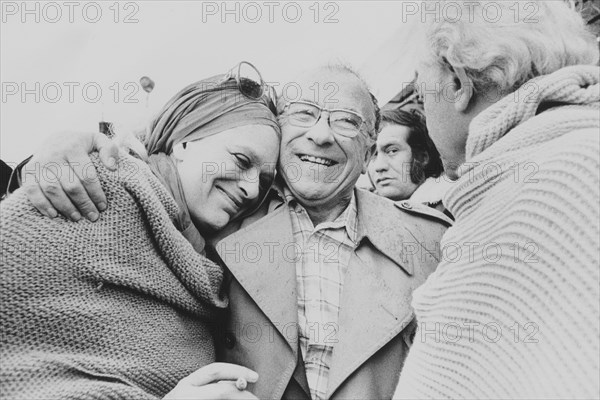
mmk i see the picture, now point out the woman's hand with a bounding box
[22,131,120,221]
[163,363,259,400]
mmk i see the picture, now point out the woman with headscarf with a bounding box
[0,63,280,399]
[392,1,599,399]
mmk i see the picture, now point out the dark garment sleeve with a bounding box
[2,155,32,200]
[1,160,14,200]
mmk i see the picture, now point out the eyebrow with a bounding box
[230,144,259,163]
[378,140,405,150]
[297,98,363,115]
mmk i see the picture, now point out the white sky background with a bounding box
[1,1,421,164]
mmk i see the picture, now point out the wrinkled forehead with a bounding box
[290,69,373,116]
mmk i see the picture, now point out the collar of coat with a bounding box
[261,179,434,275]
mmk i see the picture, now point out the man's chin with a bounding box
[442,161,462,181]
[288,183,333,204]
[381,192,411,202]
[194,212,230,237]
[296,190,331,202]
[445,168,461,181]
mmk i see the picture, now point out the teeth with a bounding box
[299,155,334,166]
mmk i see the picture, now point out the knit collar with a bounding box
[445,65,599,218]
[463,65,600,168]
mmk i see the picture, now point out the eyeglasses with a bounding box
[220,61,277,111]
[281,100,367,138]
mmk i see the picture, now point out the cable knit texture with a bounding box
[0,154,227,399]
[394,65,600,399]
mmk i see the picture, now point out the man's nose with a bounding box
[304,113,335,146]
[373,153,388,173]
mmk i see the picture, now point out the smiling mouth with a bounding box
[216,186,243,211]
[298,154,338,167]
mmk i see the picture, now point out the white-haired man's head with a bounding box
[276,65,381,220]
[415,0,598,178]
[422,0,598,94]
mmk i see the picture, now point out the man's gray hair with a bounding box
[321,63,381,142]
[422,0,599,94]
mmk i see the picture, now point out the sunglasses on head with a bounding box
[220,61,277,113]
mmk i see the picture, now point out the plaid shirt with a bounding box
[286,190,359,400]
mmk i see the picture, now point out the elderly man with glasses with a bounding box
[14,64,451,400]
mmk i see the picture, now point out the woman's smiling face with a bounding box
[173,124,280,235]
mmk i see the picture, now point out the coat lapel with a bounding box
[215,205,299,355]
[293,348,311,397]
[326,190,417,397]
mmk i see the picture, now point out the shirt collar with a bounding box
[283,184,359,244]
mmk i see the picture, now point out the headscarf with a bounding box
[143,72,280,248]
[145,74,280,155]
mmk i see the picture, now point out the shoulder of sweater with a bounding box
[95,152,154,185]
[530,124,599,174]
[91,152,180,219]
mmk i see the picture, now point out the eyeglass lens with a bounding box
[286,102,362,136]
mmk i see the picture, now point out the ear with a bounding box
[453,66,474,113]
[361,142,376,174]
[418,150,430,166]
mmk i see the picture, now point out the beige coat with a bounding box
[212,188,450,399]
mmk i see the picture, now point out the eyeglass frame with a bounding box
[219,61,277,110]
[280,100,370,139]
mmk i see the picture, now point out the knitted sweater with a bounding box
[0,154,227,399]
[394,65,600,399]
